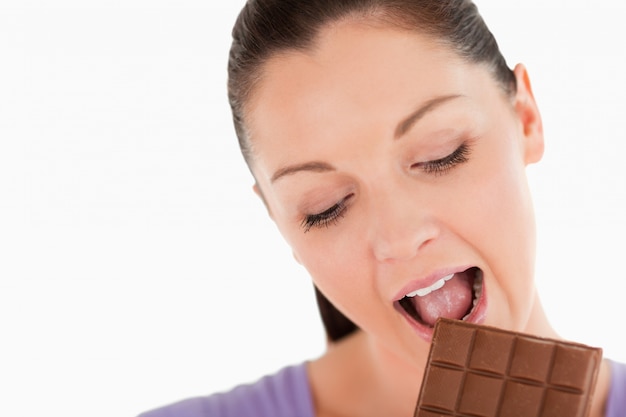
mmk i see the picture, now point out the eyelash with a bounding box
[301,142,471,232]
[301,195,352,233]
[413,142,471,175]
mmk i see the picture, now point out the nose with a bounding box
[368,188,439,263]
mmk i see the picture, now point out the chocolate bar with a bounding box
[414,318,602,417]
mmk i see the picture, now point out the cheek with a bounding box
[288,225,376,320]
[475,171,534,252]
[294,233,367,287]
[456,143,536,287]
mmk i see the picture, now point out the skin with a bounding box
[244,19,610,417]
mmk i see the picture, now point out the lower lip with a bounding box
[397,279,488,342]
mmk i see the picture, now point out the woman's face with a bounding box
[245,21,544,363]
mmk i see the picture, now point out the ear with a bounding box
[253,183,273,219]
[512,63,544,165]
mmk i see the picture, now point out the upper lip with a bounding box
[392,265,474,301]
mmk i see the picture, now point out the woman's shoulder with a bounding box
[606,359,626,417]
[137,363,314,417]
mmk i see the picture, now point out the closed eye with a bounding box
[412,142,471,175]
[301,194,354,232]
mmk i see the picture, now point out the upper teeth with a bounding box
[405,274,455,298]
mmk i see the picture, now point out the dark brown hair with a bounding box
[227,0,515,342]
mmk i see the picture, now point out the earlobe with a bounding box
[512,63,545,165]
[253,183,273,219]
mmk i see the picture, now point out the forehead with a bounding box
[249,21,460,107]
[245,21,493,175]
[250,20,458,93]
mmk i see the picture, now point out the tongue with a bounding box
[412,273,473,326]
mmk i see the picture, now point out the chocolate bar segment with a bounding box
[414,318,602,417]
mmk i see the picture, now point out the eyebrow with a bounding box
[394,94,463,139]
[271,161,335,183]
[270,94,463,183]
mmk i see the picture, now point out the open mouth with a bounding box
[397,267,483,328]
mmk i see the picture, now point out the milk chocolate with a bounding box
[414,318,602,417]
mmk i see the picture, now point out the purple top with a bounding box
[607,360,626,417]
[139,359,626,417]
[137,364,314,417]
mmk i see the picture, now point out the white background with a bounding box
[1,1,625,416]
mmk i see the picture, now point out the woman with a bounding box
[140,0,626,415]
